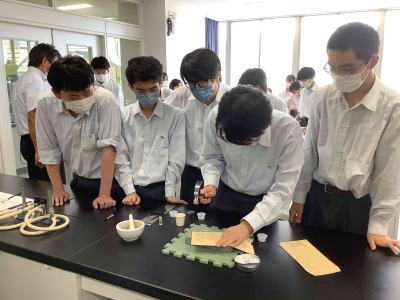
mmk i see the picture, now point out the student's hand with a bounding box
[289,203,304,224]
[93,195,116,209]
[199,185,217,204]
[367,233,400,255]
[166,196,187,204]
[122,192,141,206]
[216,221,253,248]
[35,152,45,169]
[295,113,300,120]
[52,189,69,206]
[302,127,307,135]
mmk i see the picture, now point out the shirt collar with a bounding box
[256,126,271,147]
[133,99,164,118]
[28,66,47,82]
[266,90,271,101]
[328,75,380,112]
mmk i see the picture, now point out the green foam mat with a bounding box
[162,223,245,268]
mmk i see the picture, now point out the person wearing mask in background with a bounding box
[165,48,231,204]
[91,56,125,108]
[199,86,303,247]
[169,79,182,90]
[36,55,137,209]
[279,74,296,101]
[121,56,186,205]
[296,67,319,127]
[238,68,288,114]
[289,22,400,254]
[160,72,172,101]
[13,43,61,181]
[286,81,302,118]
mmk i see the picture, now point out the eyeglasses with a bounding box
[185,79,214,89]
[323,62,365,78]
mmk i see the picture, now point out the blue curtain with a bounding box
[205,18,219,55]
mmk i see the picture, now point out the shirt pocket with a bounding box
[81,132,98,158]
[152,134,169,158]
[350,127,381,164]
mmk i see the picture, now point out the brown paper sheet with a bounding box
[279,240,341,276]
[191,231,255,254]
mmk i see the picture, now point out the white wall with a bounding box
[165,0,205,81]
[142,0,167,68]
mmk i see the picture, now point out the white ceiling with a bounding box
[173,0,400,21]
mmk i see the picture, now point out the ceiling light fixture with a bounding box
[58,4,93,10]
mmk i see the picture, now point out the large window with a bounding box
[57,0,139,25]
[230,21,261,87]
[260,18,295,95]
[381,10,400,93]
[300,12,379,87]
[67,45,92,63]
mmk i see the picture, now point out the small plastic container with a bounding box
[257,233,268,242]
[175,213,186,226]
[197,212,206,220]
[169,210,178,218]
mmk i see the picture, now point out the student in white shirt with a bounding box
[91,56,125,108]
[121,56,186,205]
[160,72,172,101]
[289,22,400,254]
[165,48,231,203]
[200,86,304,247]
[279,74,296,101]
[169,79,182,90]
[13,43,61,181]
[296,67,319,127]
[238,68,288,114]
[287,81,302,118]
[36,55,136,209]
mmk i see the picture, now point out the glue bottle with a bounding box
[159,216,163,225]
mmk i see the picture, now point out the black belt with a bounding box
[135,181,164,189]
[324,184,355,199]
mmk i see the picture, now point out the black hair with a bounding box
[297,67,315,81]
[286,74,296,82]
[91,56,110,70]
[327,22,380,64]
[267,88,272,93]
[28,43,61,67]
[289,81,302,93]
[125,56,163,86]
[238,68,268,92]
[169,79,182,90]
[216,85,273,146]
[162,72,168,81]
[180,48,221,84]
[48,55,94,92]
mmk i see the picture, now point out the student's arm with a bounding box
[164,87,182,107]
[217,126,304,248]
[165,110,187,204]
[289,91,321,223]
[367,106,400,254]
[199,109,226,203]
[26,80,45,167]
[35,98,69,206]
[116,84,125,108]
[93,101,122,209]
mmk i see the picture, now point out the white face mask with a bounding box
[162,81,168,88]
[63,94,96,115]
[332,63,372,93]
[300,80,311,89]
[286,82,291,88]
[95,73,108,83]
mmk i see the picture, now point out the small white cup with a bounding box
[169,210,178,218]
[257,233,268,242]
[197,212,206,220]
[175,213,185,226]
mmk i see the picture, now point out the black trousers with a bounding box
[180,164,204,204]
[20,134,50,182]
[298,117,309,127]
[135,181,166,201]
[70,174,126,201]
[290,109,298,118]
[302,180,372,235]
[211,180,265,215]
